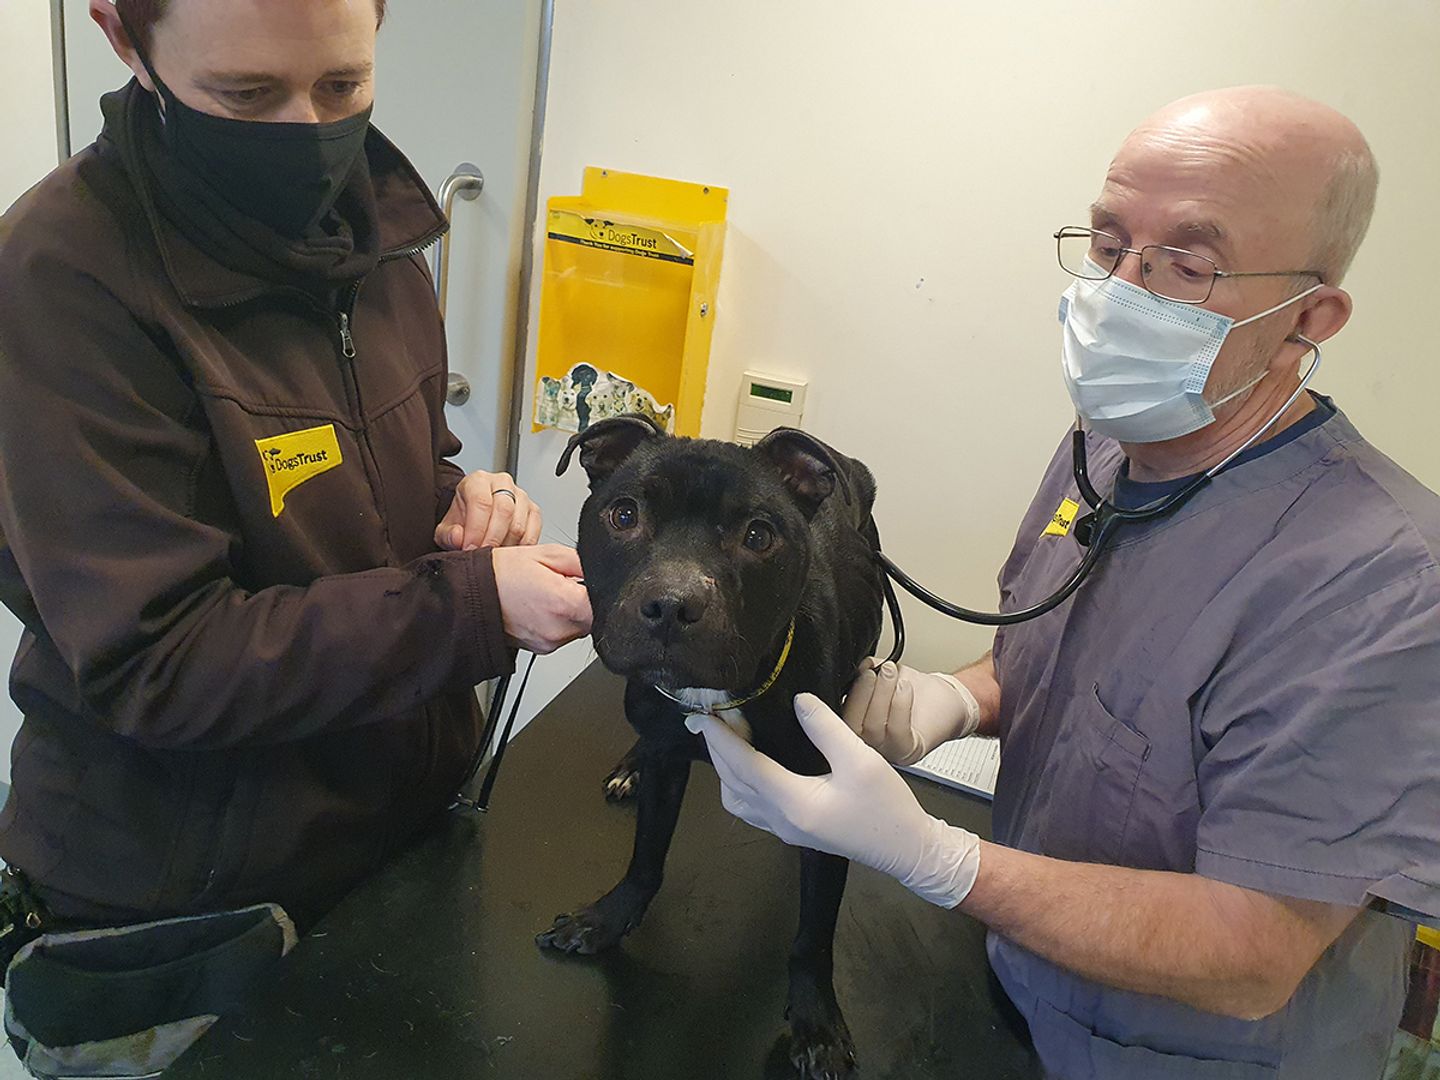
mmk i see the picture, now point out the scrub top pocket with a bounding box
[1039,684,1151,866]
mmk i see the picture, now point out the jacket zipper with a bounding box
[199,228,443,313]
[338,312,357,359]
[334,226,443,354]
[337,279,363,359]
[336,315,357,361]
[380,228,445,265]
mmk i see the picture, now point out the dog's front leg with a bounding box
[536,747,691,955]
[786,848,856,1079]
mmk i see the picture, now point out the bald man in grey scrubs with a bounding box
[688,86,1440,1079]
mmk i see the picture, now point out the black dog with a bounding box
[537,416,885,1079]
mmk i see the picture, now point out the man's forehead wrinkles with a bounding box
[1095,159,1252,237]
[1090,195,1226,229]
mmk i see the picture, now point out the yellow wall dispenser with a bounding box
[532,168,728,438]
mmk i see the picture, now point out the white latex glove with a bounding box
[842,658,980,766]
[687,694,981,909]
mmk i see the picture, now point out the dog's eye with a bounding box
[743,521,775,553]
[608,499,640,532]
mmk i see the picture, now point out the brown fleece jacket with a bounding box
[0,81,512,929]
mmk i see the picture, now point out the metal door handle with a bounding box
[446,372,472,406]
[434,163,485,407]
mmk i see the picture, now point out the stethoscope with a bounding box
[463,336,1321,795]
[873,334,1323,644]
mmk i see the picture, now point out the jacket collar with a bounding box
[100,80,447,309]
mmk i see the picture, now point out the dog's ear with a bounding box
[754,428,852,515]
[556,414,665,487]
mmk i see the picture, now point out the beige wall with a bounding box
[527,0,1440,670]
[0,4,57,209]
[0,2,58,782]
[3,3,1436,739]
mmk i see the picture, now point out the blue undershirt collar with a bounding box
[1112,392,1337,511]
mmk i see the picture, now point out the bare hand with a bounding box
[435,471,542,552]
[492,544,592,654]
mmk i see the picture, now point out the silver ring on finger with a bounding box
[493,489,517,501]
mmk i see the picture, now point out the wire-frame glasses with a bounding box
[1054,226,1324,304]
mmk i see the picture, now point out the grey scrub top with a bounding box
[989,399,1440,1080]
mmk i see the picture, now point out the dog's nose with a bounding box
[639,590,711,630]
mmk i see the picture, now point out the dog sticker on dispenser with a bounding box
[534,363,676,435]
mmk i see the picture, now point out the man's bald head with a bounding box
[1119,86,1378,285]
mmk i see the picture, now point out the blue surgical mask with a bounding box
[1059,267,1322,443]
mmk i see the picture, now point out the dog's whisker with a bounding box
[725,631,752,687]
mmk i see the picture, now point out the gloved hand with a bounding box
[687,695,981,909]
[842,659,980,766]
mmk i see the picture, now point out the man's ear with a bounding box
[1272,285,1352,373]
[90,0,154,92]
[754,428,852,516]
[1292,286,1352,347]
[556,415,665,488]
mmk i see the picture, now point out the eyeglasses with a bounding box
[1054,226,1325,305]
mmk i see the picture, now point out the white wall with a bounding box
[0,6,56,209]
[522,0,1440,672]
[0,3,60,783]
[60,0,119,149]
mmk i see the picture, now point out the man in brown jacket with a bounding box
[0,0,590,1070]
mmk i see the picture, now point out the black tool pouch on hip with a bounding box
[0,865,56,972]
[3,902,296,1080]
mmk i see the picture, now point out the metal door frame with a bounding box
[505,0,555,476]
[50,0,70,160]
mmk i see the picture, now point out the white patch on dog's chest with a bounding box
[673,688,753,744]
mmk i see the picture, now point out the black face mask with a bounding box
[121,17,372,239]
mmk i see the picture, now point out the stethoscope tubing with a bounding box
[874,336,1322,637]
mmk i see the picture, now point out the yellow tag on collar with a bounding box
[255,424,343,517]
[655,620,796,715]
[1043,497,1080,538]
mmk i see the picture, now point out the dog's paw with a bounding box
[787,1012,857,1080]
[603,759,640,802]
[535,905,633,955]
